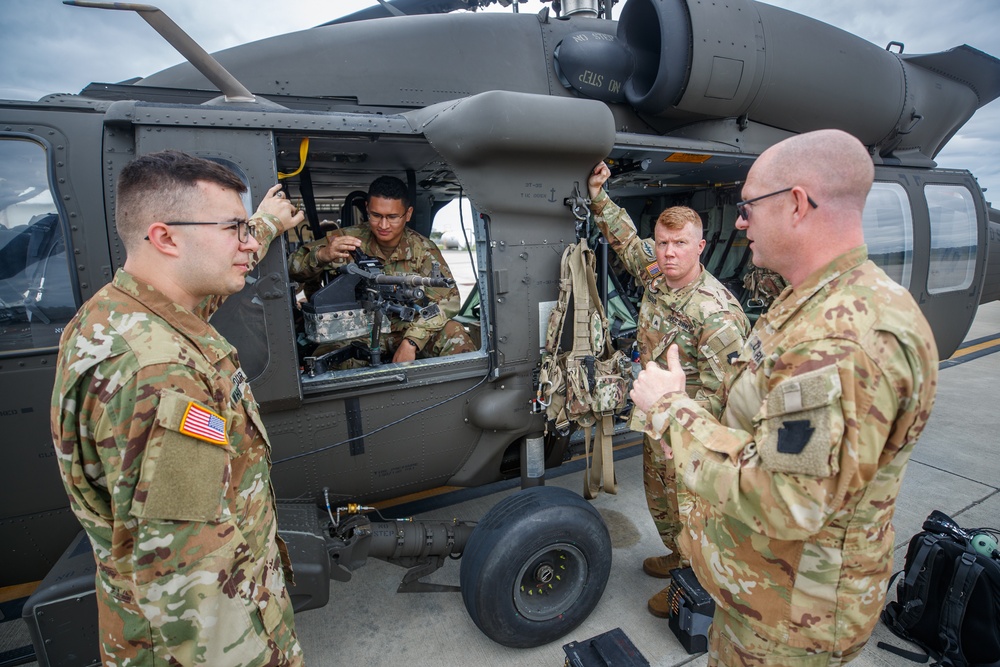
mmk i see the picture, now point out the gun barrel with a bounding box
[373,274,454,288]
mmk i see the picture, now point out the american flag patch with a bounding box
[179,402,228,446]
[646,261,661,277]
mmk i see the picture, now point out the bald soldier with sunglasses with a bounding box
[51,150,305,665]
[632,130,939,664]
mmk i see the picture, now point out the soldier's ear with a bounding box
[145,223,182,257]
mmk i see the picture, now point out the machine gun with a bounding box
[301,249,454,374]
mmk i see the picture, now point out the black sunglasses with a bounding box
[145,220,255,242]
[736,188,818,221]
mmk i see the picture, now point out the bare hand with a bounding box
[256,184,305,232]
[392,340,417,363]
[630,344,686,412]
[316,234,363,263]
[660,438,674,460]
[588,161,611,200]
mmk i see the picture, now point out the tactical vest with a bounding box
[537,239,632,498]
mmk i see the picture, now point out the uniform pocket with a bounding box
[758,365,844,477]
[131,389,231,522]
[591,351,631,414]
[701,321,744,381]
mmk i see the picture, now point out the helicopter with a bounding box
[1,0,999,663]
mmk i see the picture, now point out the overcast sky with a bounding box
[1,0,999,198]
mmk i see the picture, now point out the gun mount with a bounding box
[301,249,454,373]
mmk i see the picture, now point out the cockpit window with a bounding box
[0,138,77,352]
[862,182,913,288]
[925,184,978,294]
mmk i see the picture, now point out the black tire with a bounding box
[459,486,612,648]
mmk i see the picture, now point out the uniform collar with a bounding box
[360,226,415,262]
[762,245,869,331]
[650,264,705,296]
[112,269,232,364]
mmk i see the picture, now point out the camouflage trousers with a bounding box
[708,606,866,667]
[643,434,689,561]
[386,319,476,358]
[316,319,475,364]
[94,572,305,666]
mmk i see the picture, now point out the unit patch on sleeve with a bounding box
[777,419,815,454]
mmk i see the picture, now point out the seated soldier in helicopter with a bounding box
[289,175,474,364]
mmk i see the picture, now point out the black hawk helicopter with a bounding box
[1,0,998,662]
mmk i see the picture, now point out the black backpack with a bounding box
[880,511,1000,666]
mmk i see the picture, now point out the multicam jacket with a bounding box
[51,214,303,666]
[643,246,939,652]
[590,189,749,417]
[288,225,461,352]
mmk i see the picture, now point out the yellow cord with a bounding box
[278,137,310,179]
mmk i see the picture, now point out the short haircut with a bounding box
[116,150,246,250]
[367,175,410,209]
[655,206,704,240]
[764,129,874,214]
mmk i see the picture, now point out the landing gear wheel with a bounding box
[460,486,612,648]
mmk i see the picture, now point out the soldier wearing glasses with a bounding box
[51,150,305,665]
[631,129,939,664]
[289,175,474,363]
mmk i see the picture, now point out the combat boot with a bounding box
[647,585,673,618]
[642,552,682,579]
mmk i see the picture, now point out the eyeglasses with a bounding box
[736,188,818,221]
[145,220,255,242]
[368,212,406,224]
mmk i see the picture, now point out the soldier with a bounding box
[51,151,305,665]
[289,175,474,363]
[587,163,749,618]
[631,129,939,664]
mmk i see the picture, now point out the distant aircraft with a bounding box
[2,0,998,662]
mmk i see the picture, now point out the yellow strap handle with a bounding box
[278,137,309,179]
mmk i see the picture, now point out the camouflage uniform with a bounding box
[51,214,304,666]
[590,190,749,557]
[642,246,939,660]
[289,225,474,357]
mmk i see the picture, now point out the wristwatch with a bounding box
[404,338,418,350]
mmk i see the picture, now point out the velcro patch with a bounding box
[179,402,228,446]
[645,261,661,278]
[702,322,744,381]
[759,365,843,477]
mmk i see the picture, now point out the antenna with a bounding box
[63,1,257,104]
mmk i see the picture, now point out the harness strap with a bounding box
[582,416,618,499]
[938,551,982,665]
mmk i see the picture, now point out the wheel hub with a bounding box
[513,543,588,621]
